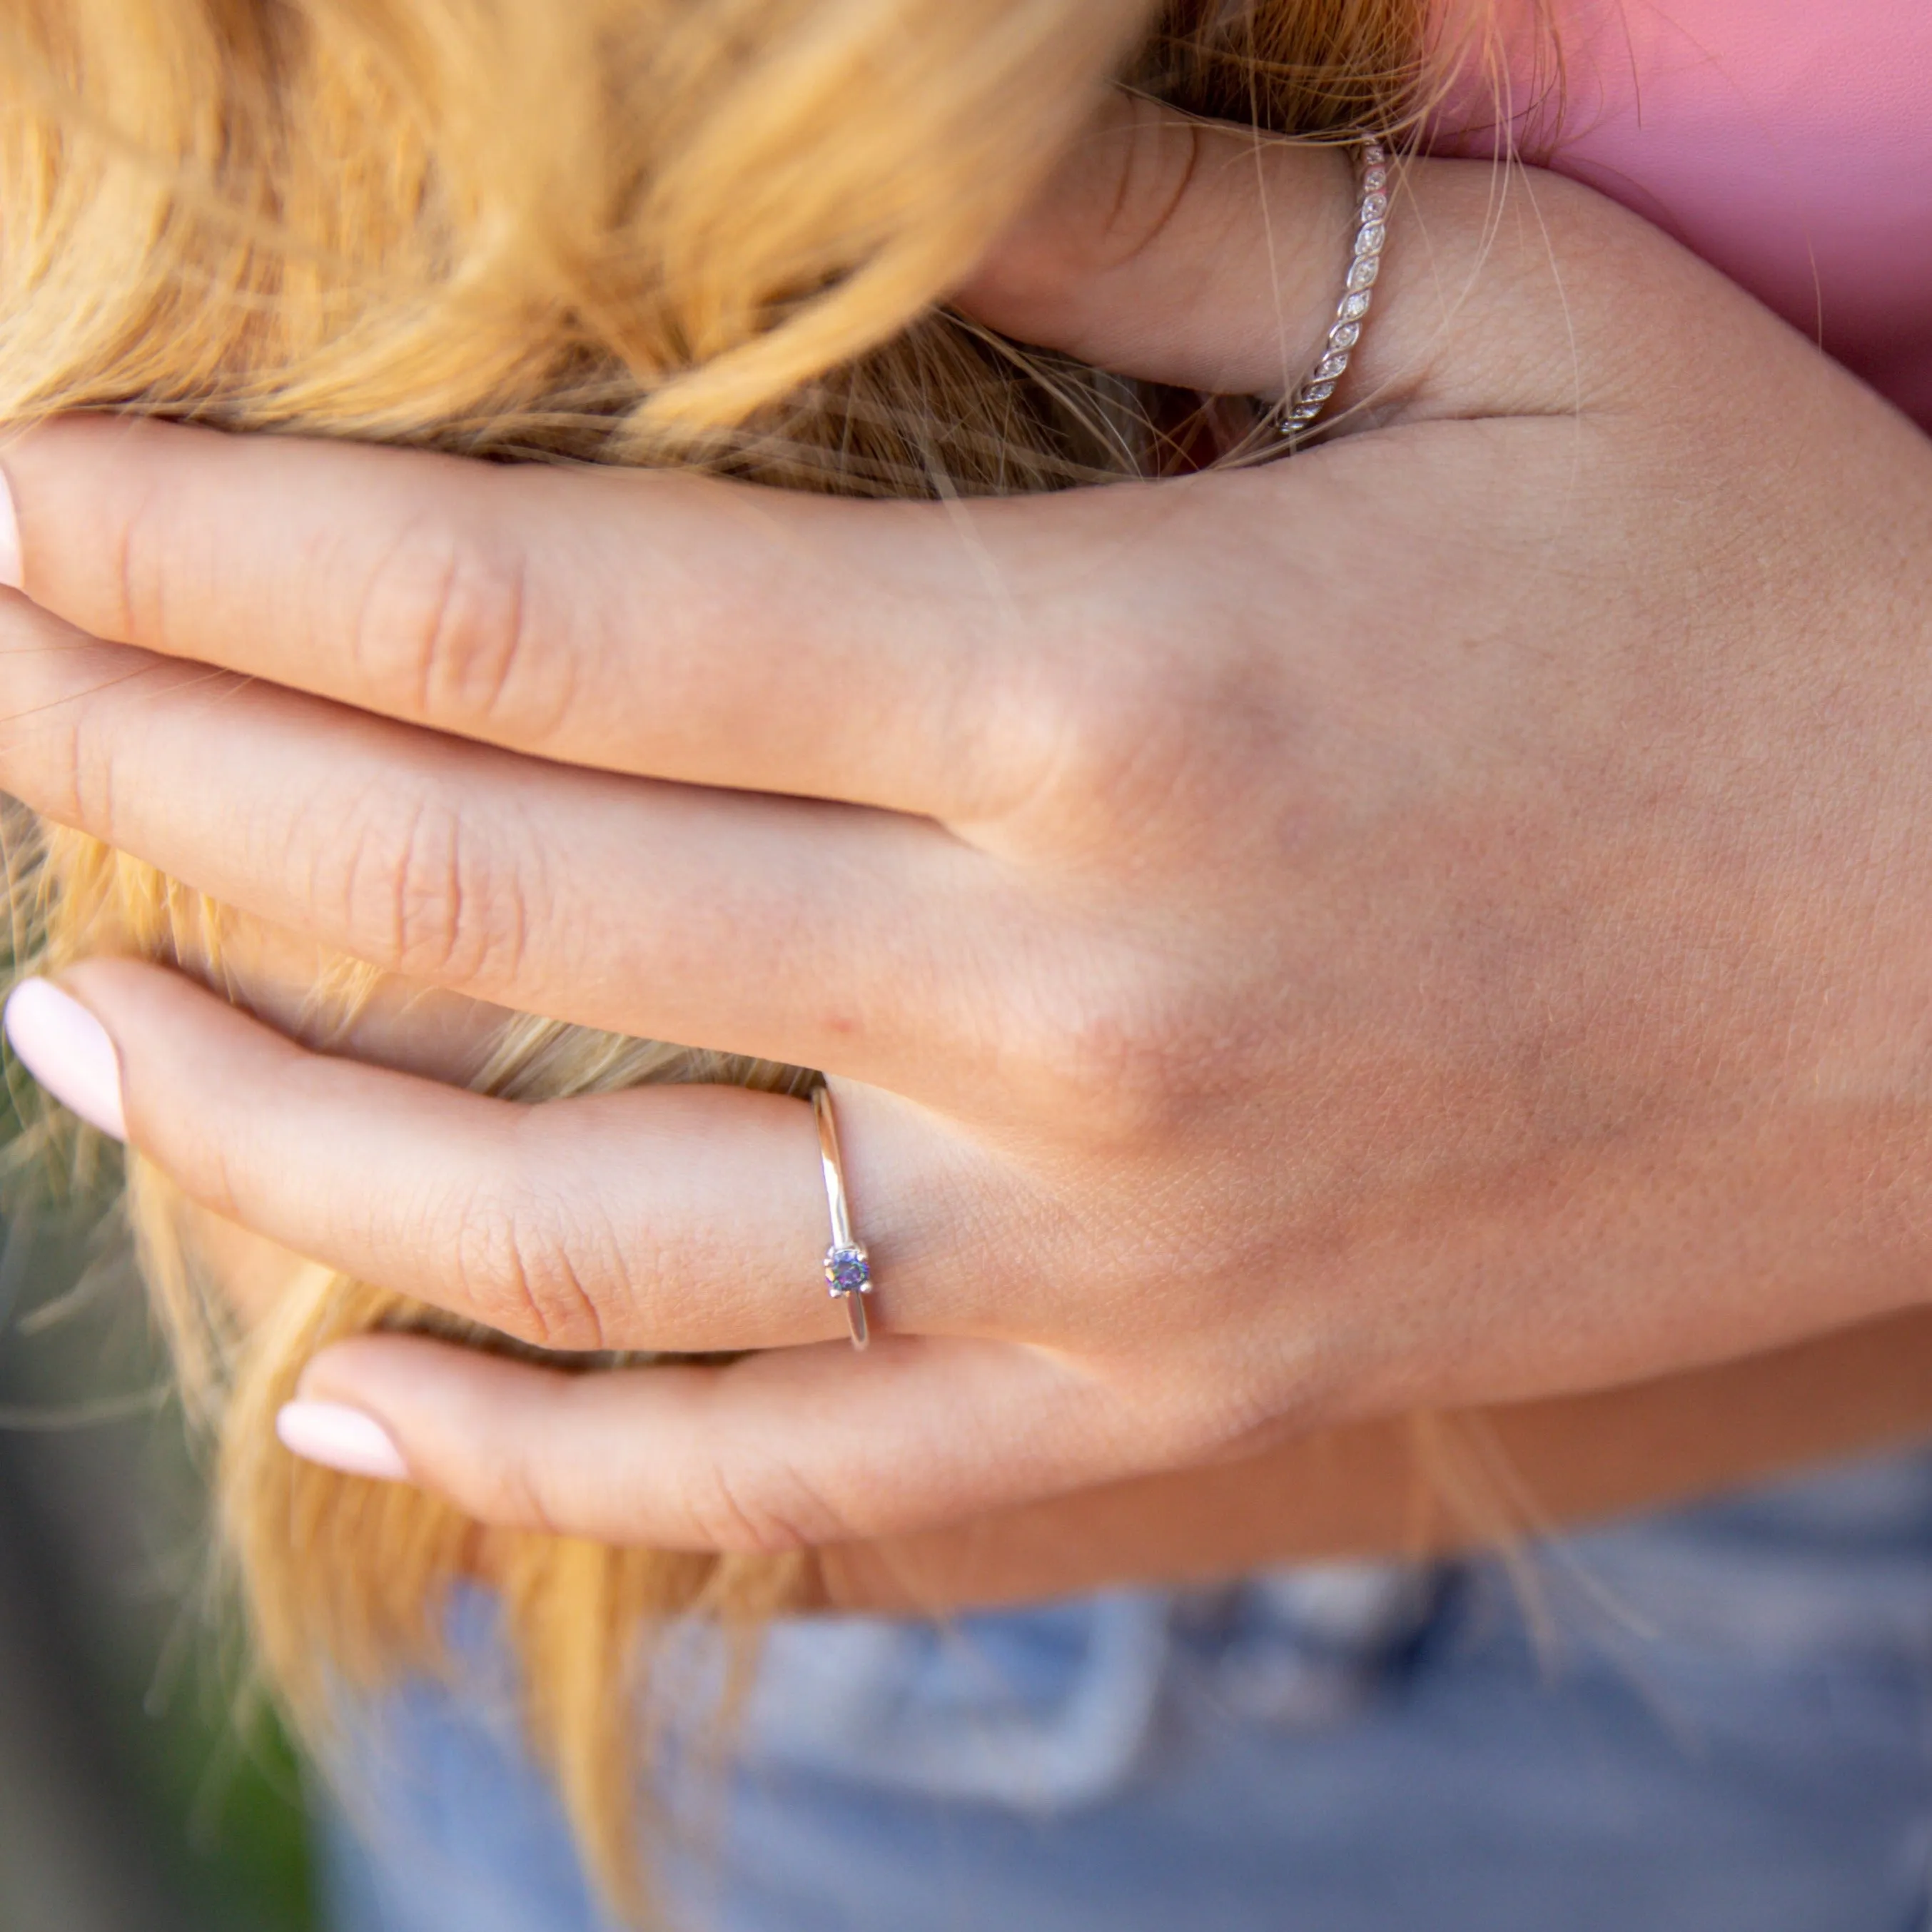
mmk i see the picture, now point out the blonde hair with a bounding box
[2,0,1445,1913]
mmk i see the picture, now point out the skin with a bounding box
[148,929,1932,1609]
[151,934,1932,1608]
[814,1308,1932,1612]
[4,98,1932,1562]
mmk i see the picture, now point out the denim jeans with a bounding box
[325,1447,1932,1932]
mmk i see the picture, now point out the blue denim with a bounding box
[325,1447,1932,1932]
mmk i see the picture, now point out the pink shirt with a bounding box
[1434,0,1932,430]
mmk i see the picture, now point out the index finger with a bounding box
[0,415,1061,822]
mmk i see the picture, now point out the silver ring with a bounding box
[814,1085,873,1351]
[1269,138,1391,450]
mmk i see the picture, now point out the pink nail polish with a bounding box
[4,978,126,1140]
[0,464,21,592]
[276,1401,410,1482]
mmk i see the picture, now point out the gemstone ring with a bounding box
[814,1084,874,1350]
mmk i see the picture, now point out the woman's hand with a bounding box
[4,98,1932,1553]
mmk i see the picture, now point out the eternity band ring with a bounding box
[814,1084,874,1351]
[1269,136,1392,449]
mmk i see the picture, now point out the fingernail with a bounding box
[276,1402,410,1482]
[0,464,21,591]
[4,977,126,1140]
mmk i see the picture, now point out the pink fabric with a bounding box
[1432,0,1932,429]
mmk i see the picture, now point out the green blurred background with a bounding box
[0,1181,317,1932]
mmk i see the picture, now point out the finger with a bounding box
[24,959,976,1352]
[958,91,1696,420]
[0,607,998,1084]
[0,126,1678,827]
[0,411,1074,824]
[281,1330,1154,1550]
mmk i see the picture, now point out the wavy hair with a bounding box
[0,0,1468,1911]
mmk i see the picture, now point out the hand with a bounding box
[4,98,1931,1553]
[814,1309,1932,1610]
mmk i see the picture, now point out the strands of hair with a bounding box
[0,0,1472,1914]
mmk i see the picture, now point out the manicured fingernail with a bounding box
[4,977,126,1140]
[276,1402,410,1482]
[0,464,21,591]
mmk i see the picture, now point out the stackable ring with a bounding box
[1268,138,1392,450]
[814,1085,874,1351]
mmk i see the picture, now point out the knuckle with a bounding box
[355,516,563,737]
[106,472,183,645]
[48,667,171,845]
[480,1453,570,1539]
[983,99,1203,316]
[172,1125,252,1230]
[999,629,1283,845]
[341,786,536,986]
[1011,968,1217,1147]
[447,1179,614,1353]
[1086,101,1207,275]
[997,652,1186,834]
[8,620,155,837]
[45,700,101,832]
[679,1452,854,1555]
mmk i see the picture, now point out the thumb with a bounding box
[954,91,1658,425]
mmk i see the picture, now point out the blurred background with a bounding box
[0,1180,315,1932]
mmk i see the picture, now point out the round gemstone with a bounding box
[824,1243,871,1295]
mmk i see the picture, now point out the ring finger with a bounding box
[3,959,993,1352]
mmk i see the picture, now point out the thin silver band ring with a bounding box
[1269,137,1392,449]
[814,1085,873,1351]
